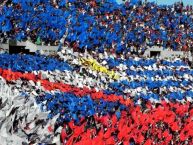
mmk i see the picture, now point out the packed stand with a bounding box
[0,44,192,144]
[0,0,193,144]
[0,0,193,53]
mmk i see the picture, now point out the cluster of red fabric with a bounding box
[0,68,38,81]
[0,68,128,105]
[1,68,192,144]
[40,80,127,105]
[61,102,193,145]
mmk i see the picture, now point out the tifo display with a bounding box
[0,0,192,145]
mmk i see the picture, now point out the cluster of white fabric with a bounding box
[0,77,62,144]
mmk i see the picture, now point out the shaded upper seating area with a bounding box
[0,0,193,54]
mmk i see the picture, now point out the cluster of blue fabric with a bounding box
[1,0,192,51]
[106,58,188,68]
[0,54,72,72]
[106,58,193,76]
[126,69,193,77]
[109,79,192,90]
[36,93,127,123]
[103,57,193,101]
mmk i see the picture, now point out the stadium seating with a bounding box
[0,46,192,144]
[0,0,193,144]
[0,0,193,53]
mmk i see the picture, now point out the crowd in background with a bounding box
[0,0,193,54]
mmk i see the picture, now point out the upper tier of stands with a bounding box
[0,0,193,54]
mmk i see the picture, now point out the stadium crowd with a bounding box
[0,46,192,144]
[0,0,193,144]
[0,0,193,53]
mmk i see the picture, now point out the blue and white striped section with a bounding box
[1,51,193,103]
